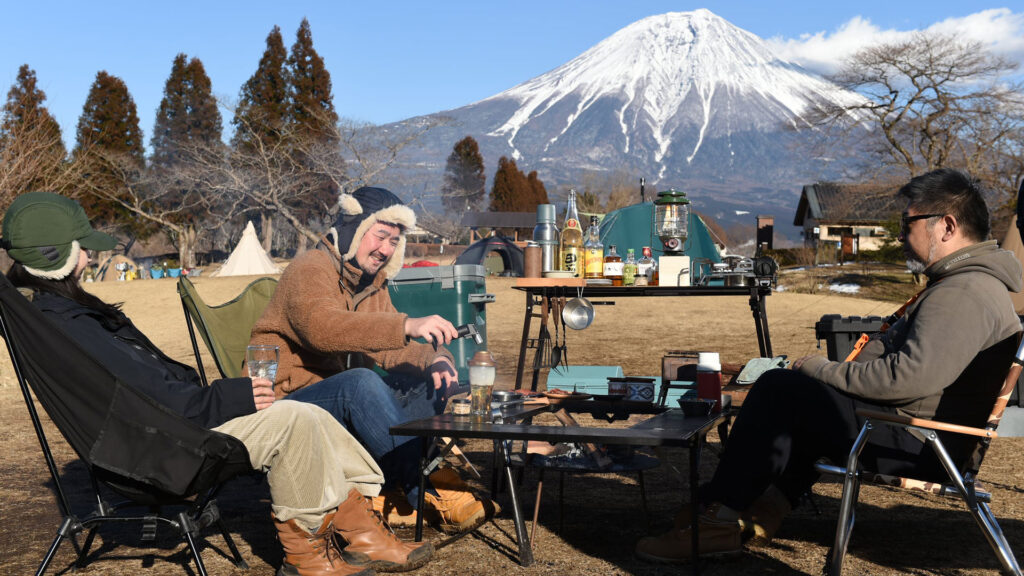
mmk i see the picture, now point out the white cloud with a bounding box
[767,8,1024,76]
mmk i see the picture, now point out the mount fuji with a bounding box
[386,9,863,241]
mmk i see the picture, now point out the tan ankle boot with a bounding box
[274,515,374,576]
[371,489,418,528]
[333,489,433,573]
[738,484,792,542]
[424,467,501,534]
[636,503,742,563]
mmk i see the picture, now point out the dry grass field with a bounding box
[1,271,1021,575]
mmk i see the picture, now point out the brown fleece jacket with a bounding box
[250,247,453,397]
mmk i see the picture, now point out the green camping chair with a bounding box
[177,275,278,386]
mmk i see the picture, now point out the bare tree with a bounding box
[0,117,84,212]
[809,32,1024,204]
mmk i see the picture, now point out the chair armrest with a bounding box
[855,409,996,439]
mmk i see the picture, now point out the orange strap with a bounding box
[844,289,926,362]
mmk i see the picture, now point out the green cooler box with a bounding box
[388,264,494,383]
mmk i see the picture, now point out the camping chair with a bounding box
[0,272,252,575]
[814,332,1024,576]
[177,275,278,385]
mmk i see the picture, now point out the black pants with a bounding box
[703,369,949,511]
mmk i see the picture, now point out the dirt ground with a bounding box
[1,274,1022,575]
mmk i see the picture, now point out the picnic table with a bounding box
[391,397,726,575]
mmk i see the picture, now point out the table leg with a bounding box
[690,432,704,576]
[748,288,773,357]
[515,290,534,390]
[415,437,428,542]
[501,439,534,566]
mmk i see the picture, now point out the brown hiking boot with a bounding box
[738,485,791,543]
[635,503,742,563]
[333,489,433,573]
[274,515,374,576]
[370,489,418,528]
[424,467,501,534]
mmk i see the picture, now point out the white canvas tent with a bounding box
[212,221,281,277]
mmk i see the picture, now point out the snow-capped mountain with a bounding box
[386,9,863,239]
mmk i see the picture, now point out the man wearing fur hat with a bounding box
[251,186,498,534]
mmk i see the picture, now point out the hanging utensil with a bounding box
[550,296,563,373]
[559,294,570,370]
[532,294,552,371]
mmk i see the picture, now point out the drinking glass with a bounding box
[246,345,279,389]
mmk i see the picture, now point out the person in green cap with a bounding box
[2,191,434,575]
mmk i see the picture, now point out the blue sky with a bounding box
[2,1,1023,148]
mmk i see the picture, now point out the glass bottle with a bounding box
[638,246,657,285]
[622,248,638,286]
[603,245,623,286]
[560,190,583,276]
[583,215,604,279]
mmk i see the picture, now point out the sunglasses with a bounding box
[900,213,944,237]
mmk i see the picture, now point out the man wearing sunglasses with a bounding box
[637,168,1023,562]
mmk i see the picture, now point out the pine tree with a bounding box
[151,54,222,167]
[150,54,224,267]
[526,170,548,208]
[286,18,341,222]
[441,136,486,214]
[488,156,519,212]
[288,18,338,140]
[232,26,289,151]
[73,71,146,234]
[0,64,66,198]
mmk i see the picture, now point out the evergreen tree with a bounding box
[526,170,548,208]
[286,18,341,222]
[150,54,224,267]
[488,156,520,212]
[73,71,148,235]
[151,54,222,167]
[441,135,486,214]
[288,18,338,140]
[232,26,289,151]
[0,64,66,198]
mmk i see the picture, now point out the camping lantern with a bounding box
[654,189,690,254]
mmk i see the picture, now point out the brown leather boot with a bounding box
[371,489,418,528]
[333,489,433,573]
[273,515,374,576]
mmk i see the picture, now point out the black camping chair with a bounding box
[0,272,253,575]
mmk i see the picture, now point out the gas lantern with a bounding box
[654,189,690,254]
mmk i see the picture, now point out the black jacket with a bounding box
[33,291,256,429]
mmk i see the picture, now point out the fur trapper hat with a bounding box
[325,186,415,279]
[2,192,118,280]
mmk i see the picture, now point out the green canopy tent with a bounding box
[599,202,722,281]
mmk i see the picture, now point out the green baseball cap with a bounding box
[2,192,118,277]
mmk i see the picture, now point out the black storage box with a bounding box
[814,315,885,361]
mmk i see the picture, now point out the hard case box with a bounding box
[814,314,885,361]
[388,264,495,383]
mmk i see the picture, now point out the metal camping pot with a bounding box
[562,297,595,330]
[723,273,755,287]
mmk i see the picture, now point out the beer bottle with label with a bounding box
[603,245,623,286]
[583,215,604,279]
[560,190,583,276]
[622,248,638,286]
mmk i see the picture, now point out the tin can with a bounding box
[452,398,471,416]
[525,242,542,278]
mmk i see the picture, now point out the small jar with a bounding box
[452,398,471,416]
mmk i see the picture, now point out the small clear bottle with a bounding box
[603,245,623,286]
[583,215,604,279]
[638,246,657,284]
[622,248,638,286]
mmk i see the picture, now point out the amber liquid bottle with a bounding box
[560,190,583,277]
[603,245,623,286]
[583,215,604,279]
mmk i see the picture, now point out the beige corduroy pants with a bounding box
[214,399,384,532]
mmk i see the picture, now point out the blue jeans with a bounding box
[286,368,444,500]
